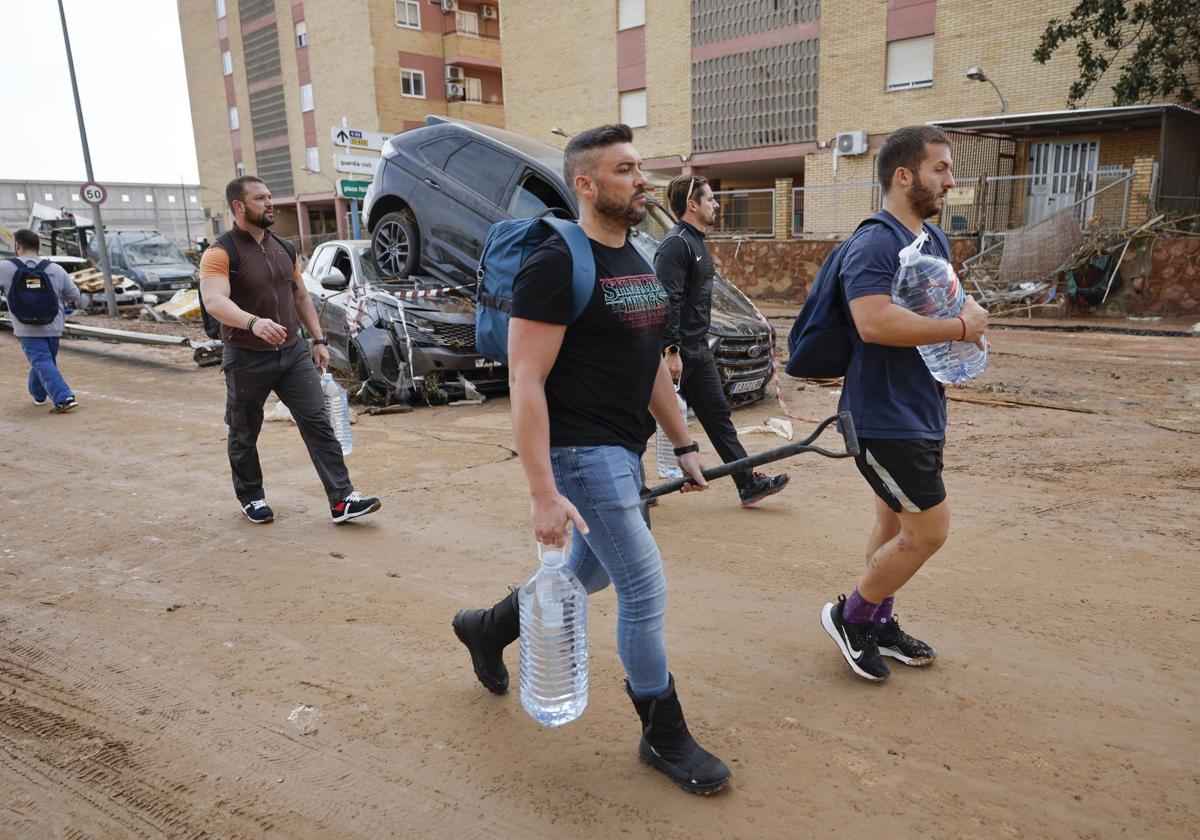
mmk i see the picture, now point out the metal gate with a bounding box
[1027,141,1098,226]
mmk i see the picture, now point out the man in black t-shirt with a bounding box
[452,124,732,795]
[656,173,789,507]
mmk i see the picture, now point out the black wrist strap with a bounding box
[311,338,328,346]
[673,442,699,456]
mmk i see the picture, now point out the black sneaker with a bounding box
[739,472,789,507]
[241,499,275,524]
[820,595,890,681]
[876,615,936,666]
[331,491,381,524]
[49,397,78,414]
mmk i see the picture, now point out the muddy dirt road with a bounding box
[0,323,1196,839]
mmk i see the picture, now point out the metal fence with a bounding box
[711,188,775,237]
[791,182,880,236]
[974,169,1132,236]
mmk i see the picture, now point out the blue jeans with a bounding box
[18,337,73,406]
[550,445,669,698]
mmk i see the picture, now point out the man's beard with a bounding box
[908,180,943,219]
[595,186,648,226]
[245,206,275,229]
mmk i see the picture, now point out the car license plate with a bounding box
[730,378,765,394]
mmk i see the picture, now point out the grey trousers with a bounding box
[222,340,353,506]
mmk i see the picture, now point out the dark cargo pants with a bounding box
[678,345,751,491]
[222,340,353,506]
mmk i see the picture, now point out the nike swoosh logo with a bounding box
[695,256,703,262]
[839,625,863,660]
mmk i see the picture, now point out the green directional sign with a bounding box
[337,179,370,201]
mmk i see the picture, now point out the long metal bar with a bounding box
[641,412,859,500]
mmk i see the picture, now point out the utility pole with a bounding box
[180,176,193,246]
[57,0,117,315]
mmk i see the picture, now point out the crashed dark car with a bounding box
[302,239,505,404]
[363,117,774,406]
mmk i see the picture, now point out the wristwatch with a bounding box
[311,338,329,346]
[662,344,680,356]
[673,441,700,456]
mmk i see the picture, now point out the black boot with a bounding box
[452,588,519,694]
[626,674,731,795]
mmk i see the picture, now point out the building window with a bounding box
[236,162,247,177]
[395,0,420,29]
[15,191,24,201]
[44,192,54,201]
[456,10,479,36]
[400,68,425,98]
[885,35,934,91]
[229,106,239,130]
[307,147,320,172]
[222,50,232,76]
[620,89,647,128]
[168,194,177,203]
[464,77,483,103]
[296,21,308,47]
[190,195,198,203]
[145,195,154,203]
[215,0,225,18]
[618,0,645,30]
[71,193,80,201]
[121,194,130,202]
[300,83,314,112]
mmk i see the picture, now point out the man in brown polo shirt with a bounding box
[199,175,380,525]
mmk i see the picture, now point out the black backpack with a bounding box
[198,231,298,340]
[5,258,61,326]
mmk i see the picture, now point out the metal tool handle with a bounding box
[642,411,859,501]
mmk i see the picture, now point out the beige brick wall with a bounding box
[819,0,1102,141]
[502,1,691,161]
[370,1,446,133]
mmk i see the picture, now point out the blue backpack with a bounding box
[784,212,949,379]
[5,258,61,326]
[475,216,596,365]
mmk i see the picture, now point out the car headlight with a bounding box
[707,334,720,350]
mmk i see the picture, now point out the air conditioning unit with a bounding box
[446,82,465,99]
[835,130,869,156]
[480,4,497,19]
[445,65,464,81]
[440,0,458,12]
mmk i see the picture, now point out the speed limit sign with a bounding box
[80,181,107,206]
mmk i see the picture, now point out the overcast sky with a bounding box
[1,0,199,185]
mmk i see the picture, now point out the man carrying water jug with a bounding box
[198,175,380,525]
[819,126,988,682]
[452,124,732,795]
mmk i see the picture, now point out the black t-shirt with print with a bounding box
[511,233,667,453]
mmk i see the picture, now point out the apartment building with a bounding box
[178,0,506,250]
[501,0,1196,243]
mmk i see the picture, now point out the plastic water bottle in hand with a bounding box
[519,541,589,728]
[321,371,353,455]
[655,387,688,478]
[892,231,989,384]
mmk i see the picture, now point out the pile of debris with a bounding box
[964,212,1200,318]
[141,288,202,324]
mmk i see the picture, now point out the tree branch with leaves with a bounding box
[1034,0,1199,107]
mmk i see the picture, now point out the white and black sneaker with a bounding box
[241,499,275,524]
[876,615,936,666]
[821,595,890,681]
[330,491,381,524]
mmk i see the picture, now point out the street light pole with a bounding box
[57,0,118,316]
[180,175,193,246]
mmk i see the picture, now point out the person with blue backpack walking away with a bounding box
[0,229,81,414]
[457,124,733,795]
[795,127,988,682]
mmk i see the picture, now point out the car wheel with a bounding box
[371,211,420,278]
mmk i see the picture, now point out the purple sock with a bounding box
[873,596,895,629]
[843,589,879,624]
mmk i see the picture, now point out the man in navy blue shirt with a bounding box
[820,126,988,681]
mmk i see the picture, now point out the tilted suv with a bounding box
[363,117,773,406]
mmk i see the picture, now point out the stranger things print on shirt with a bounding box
[600,271,668,337]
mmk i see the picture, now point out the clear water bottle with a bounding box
[321,371,353,455]
[892,232,989,384]
[655,387,688,478]
[518,542,589,728]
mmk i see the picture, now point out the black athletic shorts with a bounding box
[853,437,946,513]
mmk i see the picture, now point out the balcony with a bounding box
[445,100,505,128]
[442,30,501,69]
